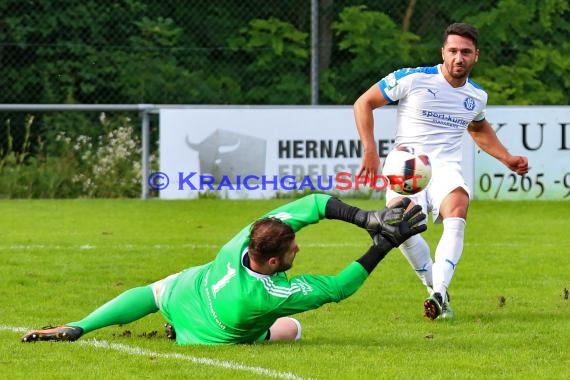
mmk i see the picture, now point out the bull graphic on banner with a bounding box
[186,129,267,181]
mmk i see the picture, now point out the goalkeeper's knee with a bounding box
[268,317,302,341]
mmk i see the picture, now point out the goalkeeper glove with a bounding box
[376,200,427,247]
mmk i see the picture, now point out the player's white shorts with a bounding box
[151,264,207,310]
[386,161,471,223]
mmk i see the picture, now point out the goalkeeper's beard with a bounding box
[274,254,295,272]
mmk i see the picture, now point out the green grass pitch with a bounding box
[1,198,569,379]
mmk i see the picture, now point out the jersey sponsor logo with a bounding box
[464,96,476,111]
[421,109,469,128]
[268,211,293,221]
[204,269,227,330]
[211,262,237,298]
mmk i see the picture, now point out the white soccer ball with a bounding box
[382,146,432,195]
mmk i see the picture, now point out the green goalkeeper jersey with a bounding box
[158,194,370,345]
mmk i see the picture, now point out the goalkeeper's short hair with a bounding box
[248,217,295,261]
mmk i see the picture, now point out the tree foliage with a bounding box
[467,0,570,104]
[0,0,568,108]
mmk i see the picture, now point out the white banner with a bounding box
[158,106,567,200]
[475,107,570,200]
[158,106,474,199]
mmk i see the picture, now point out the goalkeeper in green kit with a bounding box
[22,194,425,345]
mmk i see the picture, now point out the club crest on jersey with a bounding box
[463,97,475,110]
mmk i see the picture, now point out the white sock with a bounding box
[399,234,433,293]
[432,217,466,298]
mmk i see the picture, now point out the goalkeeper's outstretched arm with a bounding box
[286,201,427,308]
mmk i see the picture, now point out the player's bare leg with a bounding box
[267,317,302,341]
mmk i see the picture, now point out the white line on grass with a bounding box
[0,243,221,251]
[2,242,564,252]
[1,325,312,380]
[0,242,364,251]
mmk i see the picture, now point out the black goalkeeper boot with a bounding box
[21,325,84,342]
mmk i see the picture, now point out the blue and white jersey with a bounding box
[378,64,487,164]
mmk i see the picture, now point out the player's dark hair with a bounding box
[248,217,295,261]
[443,23,479,48]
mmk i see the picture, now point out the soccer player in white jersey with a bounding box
[353,22,528,320]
